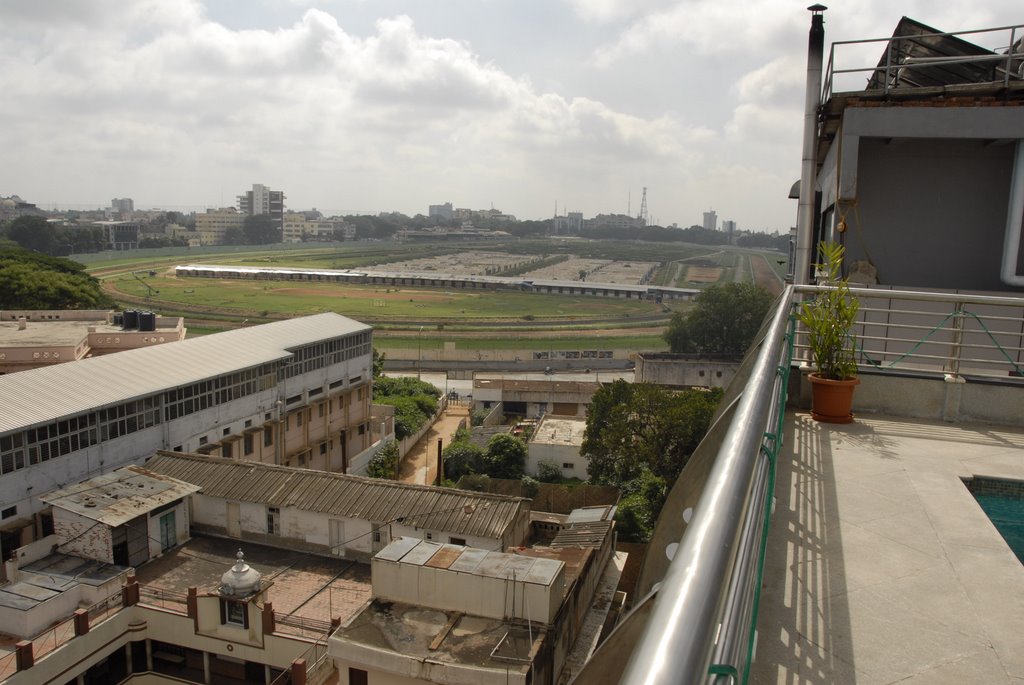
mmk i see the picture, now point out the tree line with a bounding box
[0,246,113,310]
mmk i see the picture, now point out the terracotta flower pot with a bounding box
[809,373,860,424]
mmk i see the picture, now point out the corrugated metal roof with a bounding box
[566,505,615,524]
[378,538,562,586]
[40,465,201,527]
[550,521,613,549]
[0,313,370,433]
[145,452,528,540]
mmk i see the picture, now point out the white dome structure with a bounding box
[219,549,262,598]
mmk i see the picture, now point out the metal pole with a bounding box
[417,325,424,380]
[946,301,966,378]
[795,5,827,286]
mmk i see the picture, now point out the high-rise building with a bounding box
[702,209,717,232]
[110,197,134,213]
[722,219,736,235]
[428,202,454,221]
[237,183,285,230]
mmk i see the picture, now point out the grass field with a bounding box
[92,240,786,354]
[376,334,668,351]
[111,274,665,321]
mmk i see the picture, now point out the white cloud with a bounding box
[592,0,803,67]
[562,0,674,24]
[4,0,1018,227]
[0,2,716,219]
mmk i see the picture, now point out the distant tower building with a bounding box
[429,202,454,221]
[722,219,736,236]
[238,184,285,229]
[111,198,134,213]
[702,210,718,232]
[552,211,584,235]
[567,211,583,234]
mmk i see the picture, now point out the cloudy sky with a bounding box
[0,1,1019,230]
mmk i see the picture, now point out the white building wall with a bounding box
[145,500,190,560]
[190,495,385,558]
[186,494,509,560]
[372,552,564,624]
[527,442,588,480]
[389,523,498,551]
[3,348,373,527]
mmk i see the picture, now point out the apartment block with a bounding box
[194,207,245,245]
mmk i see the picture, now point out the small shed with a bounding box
[41,465,200,567]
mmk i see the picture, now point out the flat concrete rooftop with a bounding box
[134,536,372,631]
[0,318,118,347]
[753,412,1024,684]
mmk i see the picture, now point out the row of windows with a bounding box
[1,354,365,477]
[280,333,372,380]
[2,397,162,474]
[164,365,277,422]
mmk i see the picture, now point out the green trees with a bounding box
[536,459,563,483]
[582,380,721,541]
[2,216,109,255]
[242,214,281,244]
[0,248,114,309]
[442,429,528,481]
[372,349,386,378]
[442,437,486,480]
[222,226,245,245]
[484,433,527,479]
[5,216,61,254]
[664,282,773,355]
[367,440,399,479]
[373,376,440,440]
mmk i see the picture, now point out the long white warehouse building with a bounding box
[0,313,374,567]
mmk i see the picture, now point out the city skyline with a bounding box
[1,1,1020,231]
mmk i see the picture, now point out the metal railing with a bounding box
[274,612,334,640]
[798,286,1024,380]
[822,23,1023,101]
[600,284,1023,684]
[139,585,190,613]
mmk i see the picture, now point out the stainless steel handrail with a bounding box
[619,286,794,684]
[615,283,1022,685]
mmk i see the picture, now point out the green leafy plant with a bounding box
[367,440,399,479]
[797,242,859,380]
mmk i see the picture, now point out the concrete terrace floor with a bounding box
[753,412,1024,685]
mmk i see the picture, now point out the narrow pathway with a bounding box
[398,404,471,485]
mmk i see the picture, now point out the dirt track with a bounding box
[399,404,471,485]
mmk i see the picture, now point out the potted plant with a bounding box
[798,241,860,423]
